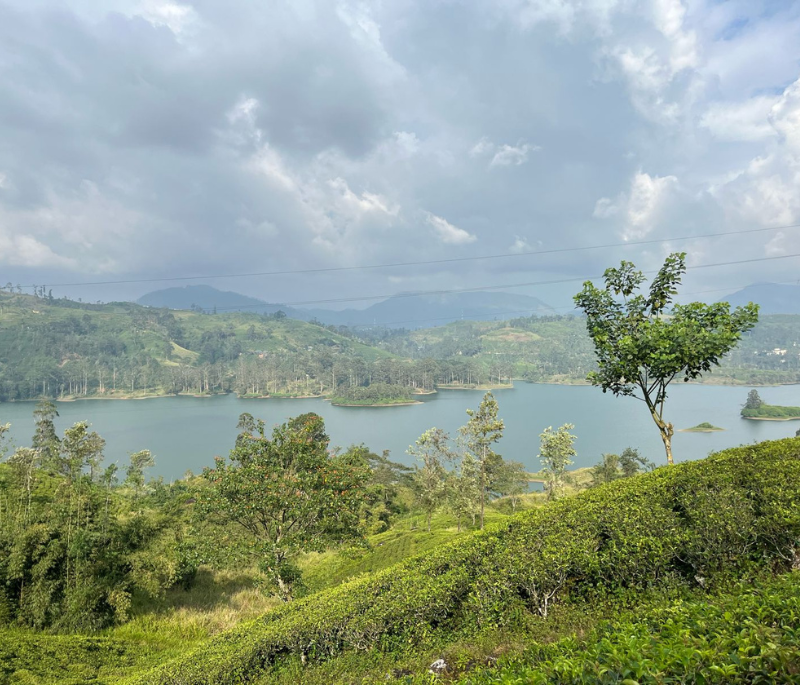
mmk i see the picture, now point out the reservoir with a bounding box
[1,383,799,481]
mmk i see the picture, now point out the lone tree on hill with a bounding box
[201,412,369,601]
[574,252,758,465]
[460,392,504,529]
[538,423,576,499]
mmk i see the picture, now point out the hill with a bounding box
[0,291,404,402]
[719,282,800,314]
[137,285,304,318]
[309,291,556,328]
[123,437,800,684]
[137,286,556,329]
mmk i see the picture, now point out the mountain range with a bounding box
[718,283,800,315]
[136,285,555,328]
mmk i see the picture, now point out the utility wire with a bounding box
[23,221,800,289]
[341,282,798,328]
[197,252,800,311]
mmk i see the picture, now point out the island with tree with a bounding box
[741,389,800,421]
[680,422,725,432]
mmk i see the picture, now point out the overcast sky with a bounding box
[1,0,799,311]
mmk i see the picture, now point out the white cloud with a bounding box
[327,177,399,219]
[594,171,678,240]
[510,235,532,253]
[489,143,540,168]
[425,212,477,245]
[0,232,76,268]
[470,137,495,158]
[700,96,780,142]
[470,138,539,168]
[139,1,199,36]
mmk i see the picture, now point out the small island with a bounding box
[680,422,725,432]
[329,382,421,407]
[741,390,800,421]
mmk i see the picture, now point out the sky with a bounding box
[1,0,800,312]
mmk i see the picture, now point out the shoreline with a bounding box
[742,415,800,422]
[329,400,423,408]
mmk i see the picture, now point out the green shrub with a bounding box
[127,438,800,685]
[463,571,800,684]
[742,404,800,418]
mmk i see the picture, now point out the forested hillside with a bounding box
[2,291,800,404]
[359,312,800,385]
[0,292,425,402]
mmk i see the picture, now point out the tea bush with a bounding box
[463,571,800,684]
[128,437,800,685]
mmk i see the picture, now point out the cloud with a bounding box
[594,171,679,240]
[700,96,780,142]
[1,0,800,306]
[510,235,532,253]
[425,212,477,245]
[470,138,539,168]
[489,143,540,168]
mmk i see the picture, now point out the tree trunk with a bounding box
[659,422,674,465]
[480,444,486,529]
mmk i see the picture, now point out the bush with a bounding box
[127,438,800,685]
[465,571,800,684]
[742,404,800,418]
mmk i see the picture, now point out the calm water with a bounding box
[1,384,799,481]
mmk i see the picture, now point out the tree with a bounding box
[407,428,453,532]
[32,399,61,471]
[126,449,155,497]
[493,459,528,511]
[574,253,759,465]
[590,453,620,487]
[744,389,763,410]
[200,413,369,600]
[460,392,504,529]
[618,446,653,477]
[538,424,576,500]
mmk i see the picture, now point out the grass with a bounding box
[0,568,277,685]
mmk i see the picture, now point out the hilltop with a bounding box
[719,282,800,315]
[137,286,556,329]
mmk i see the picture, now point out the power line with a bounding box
[26,221,800,289]
[200,251,800,311]
[344,282,798,328]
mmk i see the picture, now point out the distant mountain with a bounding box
[718,283,800,315]
[137,285,303,317]
[138,286,556,328]
[303,291,556,328]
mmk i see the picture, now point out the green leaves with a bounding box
[200,413,370,600]
[574,253,759,464]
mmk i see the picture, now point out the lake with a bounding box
[1,383,799,481]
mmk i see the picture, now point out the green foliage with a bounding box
[407,428,454,533]
[574,252,759,464]
[538,424,577,499]
[128,436,800,685]
[0,409,196,631]
[745,388,763,410]
[329,383,414,405]
[461,392,505,529]
[199,413,370,601]
[591,447,653,485]
[462,572,800,684]
[742,403,800,418]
